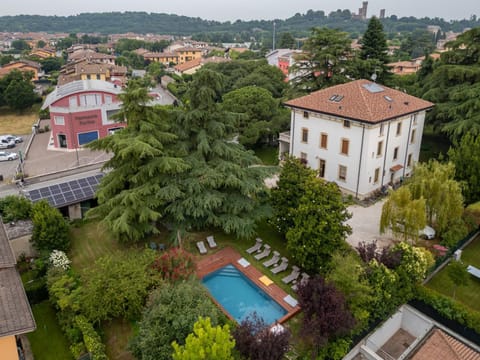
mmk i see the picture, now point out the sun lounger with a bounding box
[246,238,263,254]
[263,251,280,267]
[282,266,300,284]
[206,235,217,248]
[467,265,480,279]
[271,257,288,274]
[196,241,207,255]
[254,245,271,260]
[292,272,310,291]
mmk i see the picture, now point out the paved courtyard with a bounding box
[346,199,396,249]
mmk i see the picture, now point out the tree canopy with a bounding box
[87,81,188,242]
[129,280,222,360]
[31,200,70,252]
[0,69,37,111]
[286,177,351,273]
[166,69,272,239]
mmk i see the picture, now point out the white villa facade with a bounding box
[279,79,434,199]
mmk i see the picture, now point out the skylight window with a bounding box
[384,95,393,102]
[329,94,344,102]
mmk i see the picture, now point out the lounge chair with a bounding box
[206,235,217,249]
[271,257,288,274]
[467,265,480,279]
[196,241,207,255]
[263,251,280,267]
[292,273,310,291]
[246,238,263,254]
[254,245,271,260]
[282,266,300,284]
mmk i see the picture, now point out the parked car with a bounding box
[0,138,15,149]
[3,134,23,143]
[0,151,18,161]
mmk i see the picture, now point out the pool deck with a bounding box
[196,247,301,324]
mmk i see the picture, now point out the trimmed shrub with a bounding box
[24,277,48,305]
[0,195,32,223]
[75,315,107,360]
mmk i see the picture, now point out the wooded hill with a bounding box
[0,11,479,37]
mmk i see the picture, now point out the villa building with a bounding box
[42,80,125,149]
[279,79,434,199]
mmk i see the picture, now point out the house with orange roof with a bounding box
[280,79,434,199]
[144,51,179,66]
[0,60,41,81]
[343,304,480,360]
[30,48,56,59]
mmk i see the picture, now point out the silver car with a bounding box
[4,134,23,143]
[0,151,18,161]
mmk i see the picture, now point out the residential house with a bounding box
[30,48,56,59]
[0,222,36,360]
[68,49,115,65]
[174,56,230,75]
[144,51,179,66]
[58,59,127,86]
[175,47,204,64]
[343,304,480,360]
[42,80,125,149]
[0,60,42,80]
[280,79,434,199]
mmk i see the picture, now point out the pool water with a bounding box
[202,264,287,324]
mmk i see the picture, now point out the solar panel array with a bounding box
[26,174,103,208]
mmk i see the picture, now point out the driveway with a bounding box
[346,199,396,249]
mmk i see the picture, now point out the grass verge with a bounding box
[0,106,39,135]
[254,146,279,165]
[27,301,73,360]
[426,235,480,312]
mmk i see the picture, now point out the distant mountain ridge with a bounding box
[0,11,478,36]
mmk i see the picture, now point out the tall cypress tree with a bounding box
[166,69,272,239]
[87,81,188,242]
[360,16,388,63]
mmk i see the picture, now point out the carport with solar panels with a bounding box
[24,173,104,219]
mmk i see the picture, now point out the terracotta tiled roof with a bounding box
[284,79,434,124]
[174,57,202,72]
[409,328,480,360]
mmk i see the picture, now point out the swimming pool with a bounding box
[202,264,287,324]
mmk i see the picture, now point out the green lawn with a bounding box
[69,220,128,270]
[254,146,279,165]
[426,234,480,312]
[28,301,73,360]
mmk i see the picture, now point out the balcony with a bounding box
[279,131,290,143]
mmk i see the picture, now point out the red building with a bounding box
[42,80,125,149]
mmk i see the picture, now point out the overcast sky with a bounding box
[2,1,478,21]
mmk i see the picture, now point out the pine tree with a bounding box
[166,69,272,239]
[360,16,388,63]
[87,80,188,242]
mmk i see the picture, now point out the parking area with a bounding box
[346,199,396,249]
[0,133,31,181]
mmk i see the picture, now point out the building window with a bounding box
[300,152,308,164]
[338,165,347,181]
[303,111,309,119]
[393,146,399,160]
[318,159,326,178]
[320,133,328,149]
[413,114,418,125]
[396,121,402,136]
[69,96,77,107]
[410,129,416,143]
[341,139,349,156]
[301,128,309,143]
[407,153,413,167]
[105,95,112,105]
[86,74,91,80]
[374,167,380,183]
[96,74,101,80]
[54,116,65,126]
[377,141,383,157]
[343,120,351,128]
[379,123,384,136]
